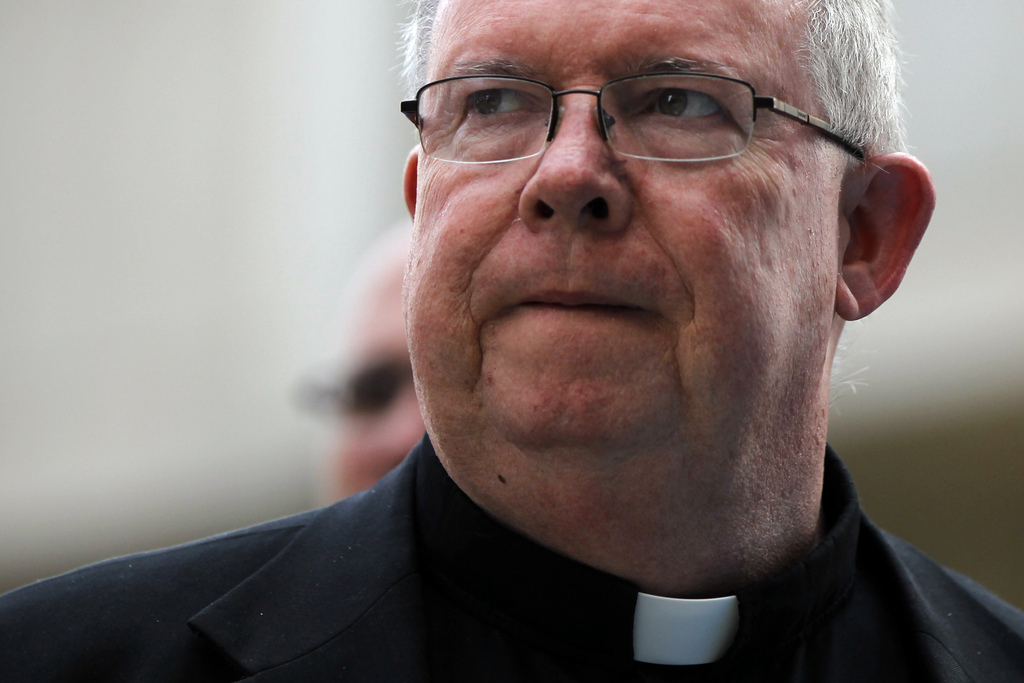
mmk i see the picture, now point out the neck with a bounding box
[435,429,827,598]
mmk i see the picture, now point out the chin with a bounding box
[485,382,683,462]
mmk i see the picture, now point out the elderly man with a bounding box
[2,0,1023,680]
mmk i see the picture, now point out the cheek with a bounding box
[682,156,838,316]
[644,159,840,402]
[411,161,527,293]
[406,163,527,422]
[408,164,512,330]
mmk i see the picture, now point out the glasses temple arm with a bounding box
[754,96,865,161]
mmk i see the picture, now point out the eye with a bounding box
[470,88,526,115]
[656,89,721,117]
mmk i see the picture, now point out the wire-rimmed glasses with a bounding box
[401,72,864,164]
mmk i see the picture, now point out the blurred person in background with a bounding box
[304,224,424,500]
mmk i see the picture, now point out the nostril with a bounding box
[536,200,555,219]
[531,197,610,221]
[587,197,609,219]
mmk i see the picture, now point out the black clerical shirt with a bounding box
[414,443,922,682]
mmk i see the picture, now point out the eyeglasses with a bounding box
[401,72,864,164]
[298,357,415,418]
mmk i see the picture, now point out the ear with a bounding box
[403,146,419,218]
[835,153,935,320]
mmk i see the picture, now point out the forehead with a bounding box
[430,0,807,95]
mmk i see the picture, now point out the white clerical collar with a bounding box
[632,592,740,665]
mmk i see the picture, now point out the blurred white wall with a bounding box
[0,0,414,585]
[0,0,1021,589]
[829,0,1024,429]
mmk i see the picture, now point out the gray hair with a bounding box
[400,0,906,156]
[400,0,439,97]
[801,0,906,154]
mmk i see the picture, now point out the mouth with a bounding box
[517,291,646,314]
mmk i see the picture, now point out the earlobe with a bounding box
[404,147,419,218]
[835,153,936,320]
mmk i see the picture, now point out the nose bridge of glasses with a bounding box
[548,88,608,142]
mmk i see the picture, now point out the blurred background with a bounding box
[1,0,1021,607]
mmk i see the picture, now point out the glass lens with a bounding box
[601,74,755,161]
[416,76,553,163]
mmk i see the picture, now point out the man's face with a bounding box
[405,0,846,483]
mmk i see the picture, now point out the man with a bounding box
[306,224,424,500]
[2,0,1022,681]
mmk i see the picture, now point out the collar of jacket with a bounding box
[187,445,430,680]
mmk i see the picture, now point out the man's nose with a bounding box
[517,93,632,234]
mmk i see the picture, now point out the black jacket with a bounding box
[2,443,1023,682]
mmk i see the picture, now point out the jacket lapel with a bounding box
[188,448,431,681]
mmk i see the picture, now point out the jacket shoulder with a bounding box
[0,445,425,683]
[868,523,1024,680]
[0,509,318,681]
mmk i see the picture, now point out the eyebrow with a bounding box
[446,59,542,80]
[443,56,739,82]
[628,56,739,78]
